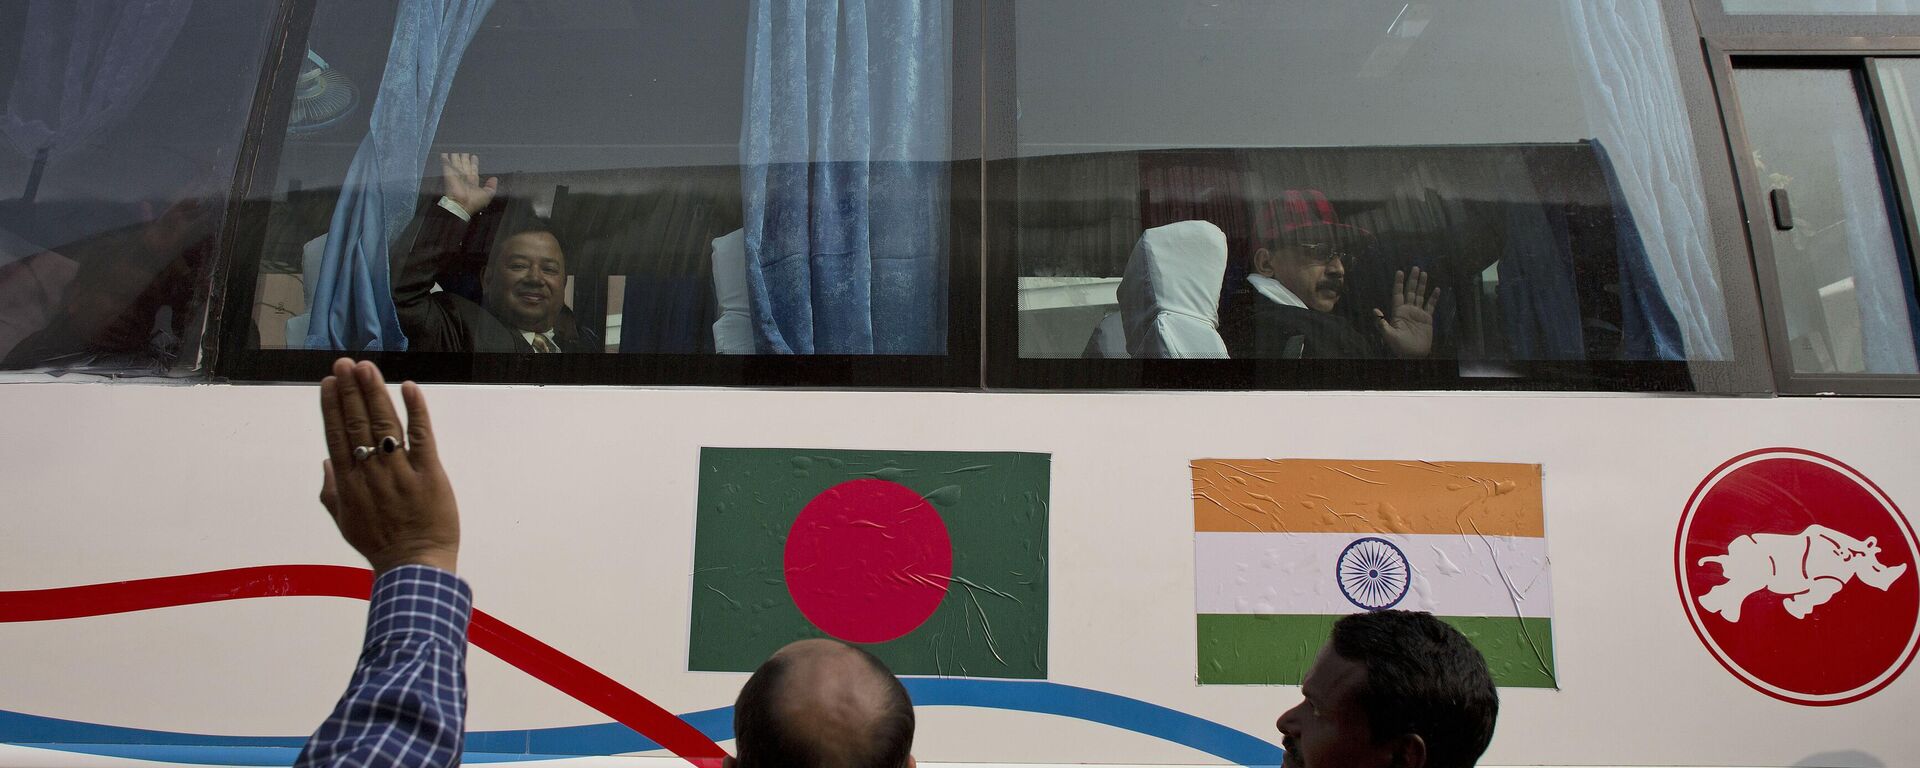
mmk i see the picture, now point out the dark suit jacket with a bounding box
[1218,285,1386,359]
[393,206,599,353]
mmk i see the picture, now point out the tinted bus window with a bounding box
[0,1,276,375]
[226,0,968,386]
[1724,0,1920,13]
[1734,65,1920,376]
[998,0,1737,390]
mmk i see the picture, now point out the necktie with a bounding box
[530,333,557,353]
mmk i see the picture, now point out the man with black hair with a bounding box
[728,638,917,768]
[392,153,599,353]
[1275,610,1498,768]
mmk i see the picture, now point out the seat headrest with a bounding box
[709,229,755,354]
[303,234,328,307]
[1117,220,1229,359]
[1083,310,1128,359]
[710,229,748,312]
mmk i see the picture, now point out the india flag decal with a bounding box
[1194,459,1556,688]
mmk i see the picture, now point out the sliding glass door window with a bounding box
[1722,52,1920,392]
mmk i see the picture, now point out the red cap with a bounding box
[1255,189,1373,247]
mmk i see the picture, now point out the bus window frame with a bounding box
[1705,36,1920,395]
[980,0,1772,393]
[195,0,1818,394]
[1694,0,1920,37]
[210,0,985,389]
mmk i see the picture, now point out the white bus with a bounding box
[2,1,1917,766]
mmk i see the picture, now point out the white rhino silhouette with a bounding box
[1696,524,1909,623]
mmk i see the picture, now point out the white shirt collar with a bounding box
[1247,273,1309,310]
[521,328,558,350]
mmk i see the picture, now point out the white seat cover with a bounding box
[1117,220,1229,359]
[287,234,329,349]
[1083,310,1129,358]
[709,229,754,354]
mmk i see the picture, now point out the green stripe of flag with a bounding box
[1197,614,1557,688]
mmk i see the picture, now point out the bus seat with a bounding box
[286,233,327,348]
[1117,220,1229,359]
[1082,310,1128,358]
[709,228,755,354]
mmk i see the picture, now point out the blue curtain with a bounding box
[304,0,494,351]
[1495,200,1586,361]
[740,0,951,354]
[1594,140,1686,360]
[1562,0,1730,361]
[2,0,191,164]
[1492,142,1684,361]
[2,0,191,212]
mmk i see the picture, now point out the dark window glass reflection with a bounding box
[0,1,275,373]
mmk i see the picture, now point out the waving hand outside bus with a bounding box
[297,358,471,768]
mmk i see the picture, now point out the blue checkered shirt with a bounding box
[296,565,473,768]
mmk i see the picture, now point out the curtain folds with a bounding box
[740,0,951,354]
[2,0,192,164]
[1496,194,1586,361]
[1833,137,1920,372]
[1562,0,1730,361]
[1593,139,1688,360]
[304,0,494,351]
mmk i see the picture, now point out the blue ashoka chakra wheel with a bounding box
[1337,537,1411,611]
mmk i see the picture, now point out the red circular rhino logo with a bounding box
[1677,449,1919,705]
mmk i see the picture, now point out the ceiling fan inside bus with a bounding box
[288,50,358,135]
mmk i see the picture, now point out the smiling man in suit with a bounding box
[392,153,597,353]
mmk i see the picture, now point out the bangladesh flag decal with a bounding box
[690,448,1050,679]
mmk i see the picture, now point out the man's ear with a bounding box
[905,756,916,768]
[1252,247,1276,278]
[722,756,737,768]
[1389,732,1427,768]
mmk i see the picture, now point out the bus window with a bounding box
[225,0,969,386]
[1733,64,1920,379]
[994,0,1739,391]
[1723,0,1920,13]
[0,2,276,376]
[1874,58,1920,293]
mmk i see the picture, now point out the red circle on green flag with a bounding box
[785,478,953,643]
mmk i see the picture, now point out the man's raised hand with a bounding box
[439,152,497,216]
[319,359,460,575]
[1374,267,1441,358]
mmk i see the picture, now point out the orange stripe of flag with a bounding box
[1192,459,1544,537]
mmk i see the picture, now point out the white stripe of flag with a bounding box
[1195,531,1553,618]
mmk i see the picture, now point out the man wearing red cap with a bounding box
[1219,190,1439,359]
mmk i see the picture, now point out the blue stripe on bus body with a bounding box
[0,679,1285,767]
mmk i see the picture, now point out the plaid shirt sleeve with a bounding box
[295,565,473,768]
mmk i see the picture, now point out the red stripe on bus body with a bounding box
[0,565,728,764]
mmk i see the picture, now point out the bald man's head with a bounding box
[729,639,915,768]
